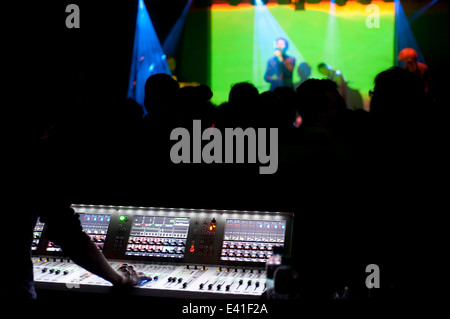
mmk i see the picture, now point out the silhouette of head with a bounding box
[370,67,425,128]
[228,82,259,105]
[144,73,180,117]
[296,79,346,127]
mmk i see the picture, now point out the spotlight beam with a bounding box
[252,0,306,91]
[127,0,171,113]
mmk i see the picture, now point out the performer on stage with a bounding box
[264,38,296,91]
[397,48,431,93]
[318,63,347,101]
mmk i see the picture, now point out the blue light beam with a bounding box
[408,0,439,24]
[163,0,194,57]
[394,0,426,65]
[252,0,306,92]
[127,0,171,114]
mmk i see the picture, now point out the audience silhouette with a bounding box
[14,61,441,300]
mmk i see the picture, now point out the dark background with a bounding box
[7,0,447,300]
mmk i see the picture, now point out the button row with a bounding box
[128,236,186,246]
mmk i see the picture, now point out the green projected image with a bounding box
[208,1,394,109]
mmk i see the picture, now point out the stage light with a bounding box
[408,0,438,23]
[127,0,171,113]
[252,0,306,91]
[163,0,193,57]
[394,0,426,65]
[321,0,345,92]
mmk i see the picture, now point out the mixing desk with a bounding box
[32,205,294,299]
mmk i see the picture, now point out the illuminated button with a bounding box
[119,216,127,222]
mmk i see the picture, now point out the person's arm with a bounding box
[33,125,144,287]
[40,206,144,286]
[280,57,295,74]
[264,59,278,83]
[67,238,142,286]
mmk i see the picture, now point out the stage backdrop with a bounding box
[180,0,395,110]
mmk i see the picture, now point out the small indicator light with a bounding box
[119,216,127,222]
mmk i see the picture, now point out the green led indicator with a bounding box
[119,216,127,222]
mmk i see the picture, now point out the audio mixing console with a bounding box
[32,204,293,299]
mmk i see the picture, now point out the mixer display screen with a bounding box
[126,216,190,258]
[221,219,286,263]
[79,213,111,235]
[46,213,111,252]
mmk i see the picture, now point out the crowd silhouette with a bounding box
[16,62,444,301]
